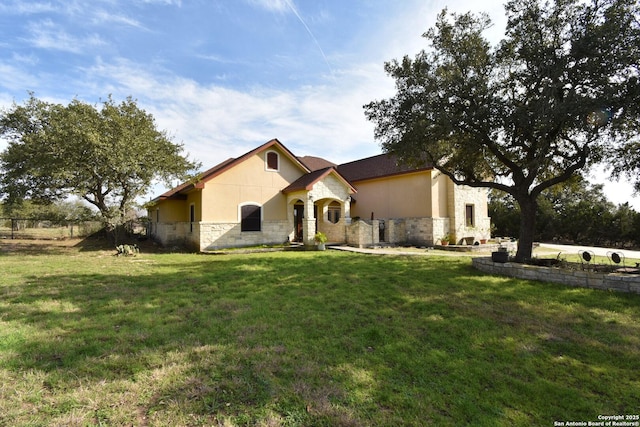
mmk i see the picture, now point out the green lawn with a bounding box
[1,241,638,426]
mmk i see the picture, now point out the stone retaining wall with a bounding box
[472,257,640,294]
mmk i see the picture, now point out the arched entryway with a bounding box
[293,201,304,242]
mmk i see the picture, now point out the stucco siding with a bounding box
[200,150,304,222]
[351,171,432,219]
[155,199,188,222]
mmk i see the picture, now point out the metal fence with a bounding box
[0,218,104,240]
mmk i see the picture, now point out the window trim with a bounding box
[239,202,262,232]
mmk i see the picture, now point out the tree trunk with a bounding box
[514,195,538,262]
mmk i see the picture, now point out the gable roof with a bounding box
[282,167,356,194]
[152,138,310,202]
[337,153,433,183]
[151,139,434,203]
[298,156,337,171]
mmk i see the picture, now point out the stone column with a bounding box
[342,196,352,225]
[303,194,316,246]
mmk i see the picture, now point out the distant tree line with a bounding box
[489,176,640,248]
[1,200,99,222]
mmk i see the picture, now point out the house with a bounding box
[147,138,491,251]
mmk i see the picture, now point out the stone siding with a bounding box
[472,257,640,294]
[346,217,453,247]
[310,175,350,202]
[320,220,347,243]
[449,184,491,242]
[347,219,377,248]
[199,220,290,250]
[153,222,199,249]
[385,219,406,244]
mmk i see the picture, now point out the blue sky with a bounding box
[0,0,638,208]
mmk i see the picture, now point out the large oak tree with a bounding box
[0,95,199,238]
[365,0,640,262]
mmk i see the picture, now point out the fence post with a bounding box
[11,218,15,240]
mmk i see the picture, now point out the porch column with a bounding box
[342,196,352,225]
[286,199,295,242]
[303,194,316,246]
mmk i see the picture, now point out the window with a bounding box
[328,201,341,224]
[189,204,195,233]
[266,151,279,171]
[465,204,475,227]
[241,204,261,231]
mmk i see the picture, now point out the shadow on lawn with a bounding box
[2,251,639,425]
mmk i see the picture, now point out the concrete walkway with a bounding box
[329,245,481,256]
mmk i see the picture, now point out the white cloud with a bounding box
[139,0,182,5]
[0,62,40,94]
[91,9,147,30]
[247,0,291,13]
[25,20,106,53]
[0,1,57,15]
[76,54,388,172]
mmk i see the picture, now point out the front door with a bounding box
[294,203,304,242]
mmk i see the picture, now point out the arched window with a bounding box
[240,203,261,231]
[266,151,279,171]
[328,201,341,224]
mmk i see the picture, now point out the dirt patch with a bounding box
[0,236,169,255]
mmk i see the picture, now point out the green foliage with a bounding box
[313,231,327,243]
[489,177,640,246]
[1,244,639,425]
[612,141,640,192]
[365,0,640,261]
[0,95,200,234]
[1,200,98,222]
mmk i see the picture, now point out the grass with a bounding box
[1,240,639,426]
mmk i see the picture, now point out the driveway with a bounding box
[538,243,640,259]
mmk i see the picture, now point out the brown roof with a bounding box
[337,153,433,182]
[282,167,356,194]
[152,139,432,203]
[152,138,309,202]
[298,156,337,171]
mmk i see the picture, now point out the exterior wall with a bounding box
[448,180,491,244]
[347,171,490,247]
[346,219,378,248]
[153,199,189,223]
[386,219,406,244]
[200,220,290,251]
[319,220,347,243]
[350,171,432,219]
[431,172,449,218]
[153,222,199,249]
[346,217,451,247]
[201,148,304,222]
